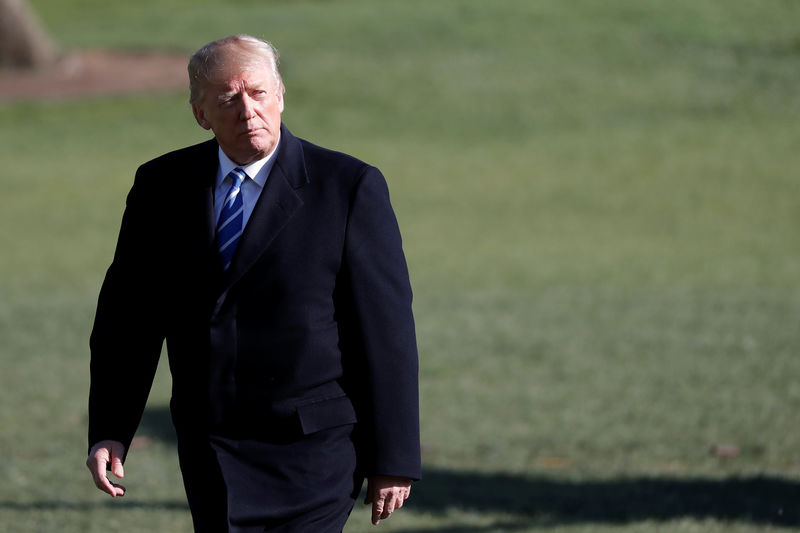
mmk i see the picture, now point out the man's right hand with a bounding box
[86,440,127,497]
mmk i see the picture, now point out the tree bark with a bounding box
[0,0,57,69]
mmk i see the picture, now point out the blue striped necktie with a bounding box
[217,167,247,270]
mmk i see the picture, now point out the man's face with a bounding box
[192,56,284,165]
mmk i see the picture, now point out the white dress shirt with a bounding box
[213,137,280,229]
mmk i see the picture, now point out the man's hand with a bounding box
[86,440,127,497]
[364,475,411,525]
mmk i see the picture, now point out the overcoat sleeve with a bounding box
[337,166,421,480]
[88,165,166,456]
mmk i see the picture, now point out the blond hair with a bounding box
[188,35,284,104]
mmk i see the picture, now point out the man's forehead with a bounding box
[209,64,274,88]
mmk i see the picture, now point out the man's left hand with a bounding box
[364,475,411,525]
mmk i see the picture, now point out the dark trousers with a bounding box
[178,425,359,533]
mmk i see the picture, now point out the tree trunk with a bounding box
[0,0,57,69]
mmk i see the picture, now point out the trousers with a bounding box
[177,424,360,533]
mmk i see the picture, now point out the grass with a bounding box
[1,0,800,531]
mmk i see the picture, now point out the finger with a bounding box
[87,453,111,493]
[381,491,398,519]
[92,463,117,496]
[371,496,384,525]
[381,491,398,520]
[110,445,125,479]
[94,470,125,497]
[110,482,127,497]
[100,476,126,498]
[107,447,127,497]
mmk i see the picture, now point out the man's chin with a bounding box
[225,141,274,165]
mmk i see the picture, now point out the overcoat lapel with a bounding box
[187,139,220,251]
[220,125,308,293]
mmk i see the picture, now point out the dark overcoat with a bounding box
[88,124,420,531]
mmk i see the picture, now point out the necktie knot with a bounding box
[229,167,246,187]
[224,168,246,206]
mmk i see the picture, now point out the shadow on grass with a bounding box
[403,467,799,529]
[0,500,188,511]
[51,408,798,529]
[390,524,531,532]
[2,469,796,528]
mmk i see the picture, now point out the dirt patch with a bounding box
[0,50,190,102]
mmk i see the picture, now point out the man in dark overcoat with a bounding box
[86,34,420,533]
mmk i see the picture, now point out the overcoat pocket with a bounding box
[296,395,357,435]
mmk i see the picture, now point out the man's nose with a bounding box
[239,95,256,119]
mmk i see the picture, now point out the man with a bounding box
[86,35,420,532]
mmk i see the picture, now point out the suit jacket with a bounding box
[89,124,421,481]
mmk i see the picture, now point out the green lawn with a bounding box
[1,1,799,531]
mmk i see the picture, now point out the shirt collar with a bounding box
[215,133,281,190]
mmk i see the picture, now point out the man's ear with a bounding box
[192,103,211,130]
[276,83,285,114]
